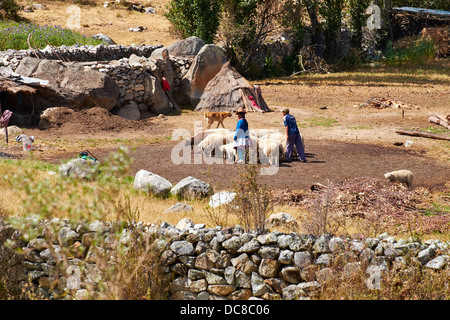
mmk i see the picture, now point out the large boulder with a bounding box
[150,36,205,58]
[133,169,173,196]
[178,44,227,106]
[170,176,212,200]
[114,102,140,121]
[15,57,119,111]
[59,158,100,179]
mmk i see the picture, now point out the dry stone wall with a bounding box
[0,44,194,117]
[0,217,448,300]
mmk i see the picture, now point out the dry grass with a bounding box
[16,0,180,46]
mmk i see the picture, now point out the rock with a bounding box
[293,251,312,269]
[164,203,193,214]
[265,212,298,229]
[114,102,140,120]
[59,158,100,179]
[425,255,449,270]
[170,241,194,256]
[170,176,212,200]
[258,259,279,278]
[176,218,195,230]
[222,236,242,254]
[237,239,260,254]
[418,246,437,264]
[230,253,257,274]
[208,284,235,296]
[209,191,236,209]
[178,44,227,106]
[251,272,272,296]
[282,284,302,300]
[280,266,302,283]
[0,125,23,136]
[38,107,75,129]
[151,36,205,59]
[91,33,116,45]
[15,57,119,111]
[128,26,147,32]
[133,169,173,195]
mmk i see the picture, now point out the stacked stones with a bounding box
[87,55,192,110]
[157,222,450,300]
[1,217,448,300]
[0,44,163,70]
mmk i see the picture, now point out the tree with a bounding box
[219,0,300,75]
[165,0,223,44]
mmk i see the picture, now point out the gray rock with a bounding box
[91,33,116,45]
[418,246,437,264]
[265,212,298,229]
[209,191,236,209]
[222,236,242,254]
[16,57,119,111]
[59,158,100,179]
[170,241,194,256]
[237,238,260,254]
[170,176,212,200]
[164,203,193,214]
[425,255,449,270]
[133,169,173,195]
[176,218,195,230]
[293,251,312,269]
[315,253,332,267]
[278,250,294,265]
[180,44,227,106]
[251,272,272,296]
[115,102,140,120]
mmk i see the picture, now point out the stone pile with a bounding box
[1,216,448,300]
[0,44,162,68]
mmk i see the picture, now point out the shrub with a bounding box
[227,165,273,234]
[164,0,222,44]
[0,0,21,21]
[384,37,436,65]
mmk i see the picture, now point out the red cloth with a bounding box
[162,78,170,92]
[249,96,260,109]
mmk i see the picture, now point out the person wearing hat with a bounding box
[281,107,306,163]
[234,107,250,164]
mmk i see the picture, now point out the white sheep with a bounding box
[258,136,282,166]
[219,142,237,163]
[198,132,230,157]
[384,170,413,188]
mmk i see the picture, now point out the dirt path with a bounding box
[81,139,449,192]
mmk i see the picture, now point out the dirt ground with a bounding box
[2,76,449,193]
[4,0,450,194]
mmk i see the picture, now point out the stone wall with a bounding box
[0,44,194,118]
[0,217,448,300]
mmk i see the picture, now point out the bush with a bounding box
[164,0,222,44]
[0,21,104,51]
[227,165,273,234]
[0,0,21,21]
[384,37,436,65]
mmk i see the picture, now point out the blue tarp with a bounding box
[392,7,450,17]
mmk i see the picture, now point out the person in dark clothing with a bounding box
[281,107,306,163]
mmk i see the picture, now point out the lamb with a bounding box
[219,142,237,163]
[258,136,282,166]
[384,170,413,188]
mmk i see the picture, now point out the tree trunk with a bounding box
[429,114,450,130]
[396,130,450,141]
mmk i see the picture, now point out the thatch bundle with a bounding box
[195,61,270,113]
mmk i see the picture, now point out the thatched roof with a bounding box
[195,61,270,113]
[0,79,37,95]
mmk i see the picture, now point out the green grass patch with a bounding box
[0,21,104,51]
[347,125,373,130]
[300,117,338,128]
[384,38,437,66]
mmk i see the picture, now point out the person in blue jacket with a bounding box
[282,107,306,163]
[234,107,250,164]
